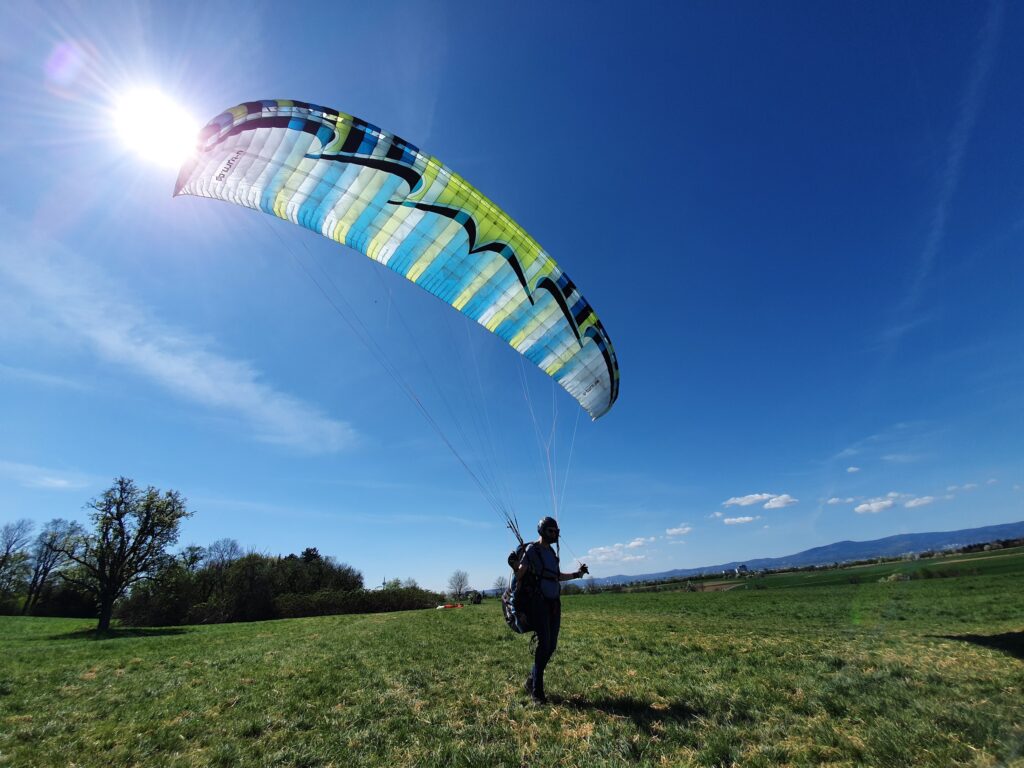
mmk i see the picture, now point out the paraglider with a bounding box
[174,99,618,420]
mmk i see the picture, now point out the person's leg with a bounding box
[529,598,552,699]
[535,599,561,698]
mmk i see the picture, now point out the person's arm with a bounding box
[559,563,589,581]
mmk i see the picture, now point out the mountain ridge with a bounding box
[590,520,1024,586]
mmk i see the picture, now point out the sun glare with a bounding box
[113,87,199,169]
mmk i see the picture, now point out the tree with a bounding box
[0,519,34,598]
[447,569,469,600]
[178,545,206,573]
[493,575,508,594]
[206,538,242,567]
[23,519,79,615]
[56,477,192,631]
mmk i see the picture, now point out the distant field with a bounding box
[2,551,1023,767]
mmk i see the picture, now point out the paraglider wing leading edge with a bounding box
[174,99,619,419]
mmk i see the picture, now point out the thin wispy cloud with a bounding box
[886,0,1003,343]
[764,494,798,509]
[827,497,855,505]
[0,363,89,391]
[882,453,923,464]
[0,212,356,453]
[846,466,860,473]
[0,459,94,490]
[724,516,759,525]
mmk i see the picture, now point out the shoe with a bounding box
[531,689,548,704]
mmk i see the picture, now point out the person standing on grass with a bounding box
[515,516,588,704]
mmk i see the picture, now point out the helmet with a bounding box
[537,516,559,535]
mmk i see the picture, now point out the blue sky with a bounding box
[0,1,1021,592]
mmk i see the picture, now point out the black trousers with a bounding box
[529,597,561,691]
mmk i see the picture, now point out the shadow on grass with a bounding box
[46,626,192,641]
[547,694,704,731]
[935,631,1024,661]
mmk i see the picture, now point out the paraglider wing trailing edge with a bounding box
[173,99,619,419]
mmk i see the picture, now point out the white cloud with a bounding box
[627,536,655,549]
[855,498,894,514]
[586,542,648,563]
[846,466,860,473]
[708,511,724,519]
[987,478,997,485]
[0,214,356,453]
[723,492,797,509]
[962,483,978,490]
[724,515,760,525]
[947,485,959,492]
[905,496,935,508]
[723,493,774,507]
[0,460,94,490]
[826,497,855,505]
[665,524,692,537]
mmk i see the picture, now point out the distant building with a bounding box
[735,564,749,577]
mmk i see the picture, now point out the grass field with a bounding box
[2,549,1023,767]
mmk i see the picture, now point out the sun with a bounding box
[113,87,200,169]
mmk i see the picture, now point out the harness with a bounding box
[502,542,559,634]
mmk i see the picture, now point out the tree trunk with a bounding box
[97,596,114,631]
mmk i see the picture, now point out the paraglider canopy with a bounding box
[174,99,619,419]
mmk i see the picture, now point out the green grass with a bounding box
[2,553,1024,767]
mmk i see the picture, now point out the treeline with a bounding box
[118,544,442,626]
[0,478,442,629]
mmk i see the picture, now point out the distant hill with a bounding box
[590,520,1024,587]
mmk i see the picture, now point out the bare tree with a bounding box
[23,519,79,614]
[447,569,469,600]
[206,538,242,567]
[56,478,192,631]
[0,519,34,595]
[493,575,509,594]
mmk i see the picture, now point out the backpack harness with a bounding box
[501,541,559,634]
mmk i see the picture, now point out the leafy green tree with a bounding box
[57,477,192,631]
[178,545,206,573]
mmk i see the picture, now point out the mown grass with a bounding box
[2,552,1023,767]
